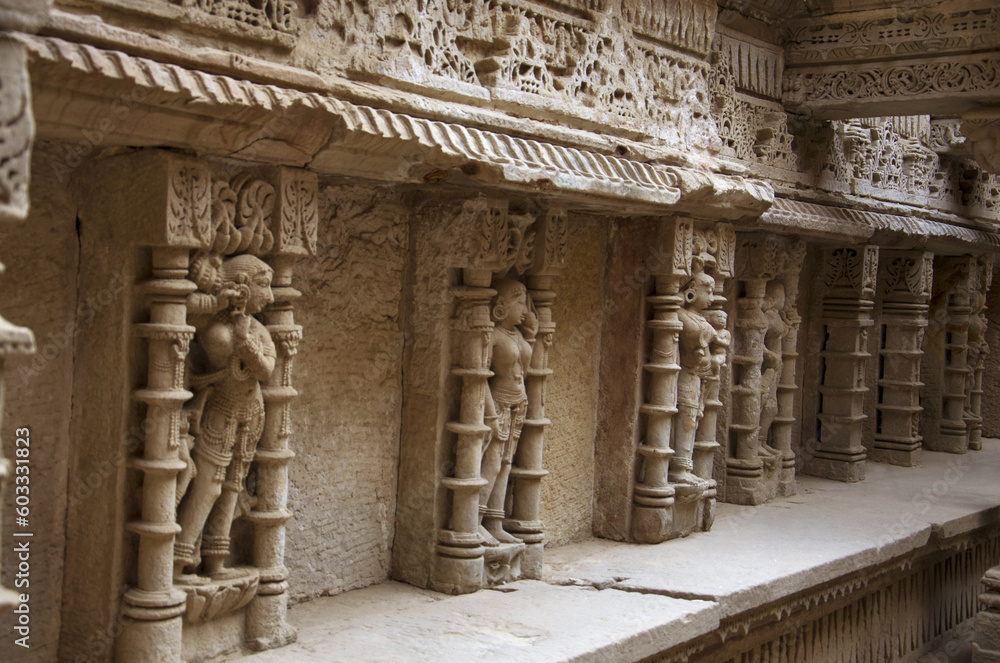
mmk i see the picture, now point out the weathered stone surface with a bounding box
[0,144,78,663]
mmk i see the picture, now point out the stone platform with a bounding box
[229,440,1000,663]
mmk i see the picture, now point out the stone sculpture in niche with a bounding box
[758,281,789,457]
[174,253,277,582]
[480,279,537,546]
[673,262,719,486]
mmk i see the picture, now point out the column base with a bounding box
[482,542,525,588]
[803,450,866,482]
[926,428,969,454]
[631,482,713,543]
[117,615,183,663]
[246,590,298,652]
[869,445,922,467]
[723,455,781,505]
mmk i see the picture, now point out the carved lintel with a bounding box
[824,246,879,300]
[270,168,318,257]
[880,251,934,300]
[734,234,784,282]
[530,207,567,278]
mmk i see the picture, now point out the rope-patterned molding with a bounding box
[761,197,1000,249]
[19,33,772,213]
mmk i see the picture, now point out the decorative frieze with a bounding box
[112,152,315,661]
[433,198,565,593]
[631,218,734,543]
[803,246,878,483]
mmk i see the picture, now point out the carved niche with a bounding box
[117,152,316,662]
[631,218,735,544]
[434,197,565,594]
[722,235,805,505]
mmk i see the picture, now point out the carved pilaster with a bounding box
[966,255,993,450]
[872,251,933,466]
[632,218,731,543]
[804,246,878,483]
[506,208,564,578]
[924,256,977,454]
[724,234,800,505]
[245,168,317,650]
[774,240,805,496]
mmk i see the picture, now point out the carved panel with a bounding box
[786,6,1000,64]
[0,40,34,223]
[824,246,878,299]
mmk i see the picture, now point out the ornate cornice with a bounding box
[19,33,772,217]
[757,197,1000,251]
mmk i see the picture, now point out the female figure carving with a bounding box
[672,265,718,486]
[758,281,789,456]
[174,254,276,582]
[479,279,537,546]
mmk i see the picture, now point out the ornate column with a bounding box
[245,168,317,650]
[693,224,735,531]
[872,251,932,466]
[774,240,806,496]
[724,236,780,505]
[631,220,690,544]
[632,218,731,543]
[506,208,565,579]
[966,255,993,451]
[803,246,878,483]
[120,156,209,663]
[925,256,976,454]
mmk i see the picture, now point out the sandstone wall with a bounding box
[0,144,79,662]
[285,182,408,601]
[540,214,606,546]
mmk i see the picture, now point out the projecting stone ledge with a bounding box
[230,444,1000,662]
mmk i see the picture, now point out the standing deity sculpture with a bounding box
[174,253,276,583]
[672,263,720,486]
[758,281,789,456]
[966,290,989,415]
[479,279,537,546]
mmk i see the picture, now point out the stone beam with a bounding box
[782,2,1000,120]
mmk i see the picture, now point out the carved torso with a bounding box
[677,307,715,375]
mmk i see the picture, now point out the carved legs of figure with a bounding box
[670,370,702,485]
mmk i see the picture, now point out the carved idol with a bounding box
[480,279,537,547]
[758,281,789,456]
[672,264,717,486]
[966,290,989,415]
[174,254,276,583]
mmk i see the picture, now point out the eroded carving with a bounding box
[174,254,276,584]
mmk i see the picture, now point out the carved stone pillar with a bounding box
[871,251,933,466]
[632,219,733,543]
[724,235,802,505]
[924,256,976,454]
[428,198,564,594]
[245,168,317,650]
[774,240,806,496]
[966,255,993,451]
[724,236,778,505]
[506,209,565,579]
[803,246,878,483]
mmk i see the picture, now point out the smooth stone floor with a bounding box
[232,439,1000,662]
